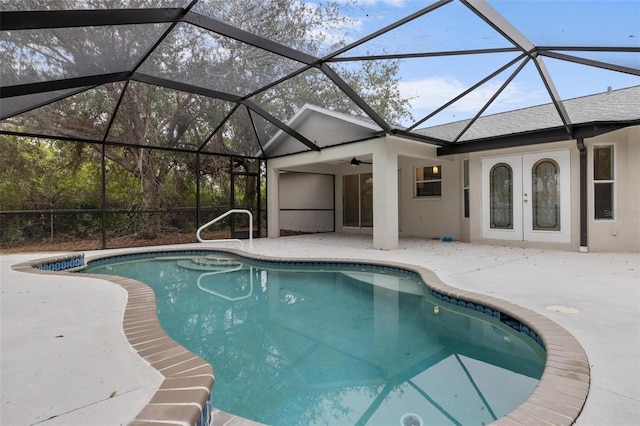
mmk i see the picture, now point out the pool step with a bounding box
[176,256,244,272]
[342,272,424,295]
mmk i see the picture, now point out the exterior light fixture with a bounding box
[432,165,439,174]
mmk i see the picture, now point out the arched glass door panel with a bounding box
[531,159,560,231]
[490,163,513,229]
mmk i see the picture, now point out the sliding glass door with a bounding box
[343,173,373,228]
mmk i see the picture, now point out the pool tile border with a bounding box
[14,248,590,426]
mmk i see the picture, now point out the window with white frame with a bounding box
[415,165,442,197]
[462,159,469,218]
[593,145,615,220]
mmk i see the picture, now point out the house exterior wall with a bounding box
[455,127,638,252]
[584,127,639,252]
[397,155,461,240]
[267,122,638,252]
[459,155,472,243]
[465,140,580,250]
[278,172,334,233]
[267,140,381,239]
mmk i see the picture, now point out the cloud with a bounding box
[399,76,549,121]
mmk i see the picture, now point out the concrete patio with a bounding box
[1,234,638,425]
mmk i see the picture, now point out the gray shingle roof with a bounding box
[415,85,640,142]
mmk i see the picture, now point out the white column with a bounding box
[267,165,280,239]
[372,142,398,250]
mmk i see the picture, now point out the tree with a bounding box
[2,0,413,235]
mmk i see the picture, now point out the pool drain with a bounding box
[401,413,423,426]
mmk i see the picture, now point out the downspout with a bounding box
[577,138,588,252]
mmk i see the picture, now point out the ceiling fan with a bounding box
[350,157,372,166]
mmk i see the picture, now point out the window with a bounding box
[415,165,442,197]
[593,145,614,220]
[462,159,469,218]
[532,159,560,231]
[343,173,373,228]
[489,163,513,229]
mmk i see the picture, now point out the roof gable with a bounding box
[261,104,383,157]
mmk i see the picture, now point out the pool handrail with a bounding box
[196,209,253,249]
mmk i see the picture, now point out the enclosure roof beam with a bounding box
[0,72,130,99]
[532,55,573,134]
[0,8,184,30]
[407,52,528,132]
[451,55,531,143]
[460,1,572,134]
[322,0,453,61]
[0,86,91,121]
[243,100,320,152]
[539,50,640,76]
[329,47,520,62]
[131,73,244,103]
[319,63,392,133]
[197,104,240,153]
[183,11,318,66]
[461,0,534,54]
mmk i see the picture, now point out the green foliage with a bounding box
[1,0,413,242]
[0,135,99,210]
[342,59,415,125]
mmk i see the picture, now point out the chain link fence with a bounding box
[1,206,266,252]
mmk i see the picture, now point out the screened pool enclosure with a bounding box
[1,0,638,249]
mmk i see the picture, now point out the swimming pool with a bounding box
[83,251,546,425]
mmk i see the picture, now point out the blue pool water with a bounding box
[83,252,545,426]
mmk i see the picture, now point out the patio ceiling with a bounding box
[1,0,639,157]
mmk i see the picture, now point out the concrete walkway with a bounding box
[1,234,638,425]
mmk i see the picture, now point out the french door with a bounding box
[482,150,570,243]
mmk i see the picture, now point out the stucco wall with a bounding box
[585,127,640,252]
[398,155,461,240]
[466,140,580,251]
[459,127,638,252]
[459,155,472,243]
[279,172,335,233]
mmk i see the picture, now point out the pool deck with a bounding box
[1,234,638,426]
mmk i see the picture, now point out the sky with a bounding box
[2,0,638,129]
[311,0,640,126]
